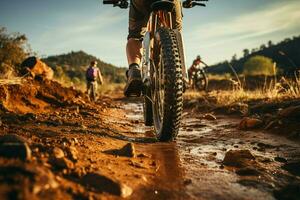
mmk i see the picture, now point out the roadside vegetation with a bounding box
[0,27,31,79]
[0,27,125,94]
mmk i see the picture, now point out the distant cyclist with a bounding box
[188,55,208,85]
[86,61,103,101]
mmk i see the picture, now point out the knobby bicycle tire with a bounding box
[152,27,183,141]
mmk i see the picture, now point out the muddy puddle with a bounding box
[119,100,300,200]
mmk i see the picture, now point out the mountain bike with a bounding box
[191,65,208,92]
[103,0,208,141]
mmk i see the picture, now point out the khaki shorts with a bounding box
[128,0,182,40]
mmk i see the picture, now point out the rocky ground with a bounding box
[0,78,300,200]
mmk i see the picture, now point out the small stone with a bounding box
[52,157,74,169]
[52,147,65,159]
[239,117,263,130]
[223,150,255,167]
[104,143,136,158]
[81,173,133,197]
[278,105,300,118]
[0,134,31,161]
[66,146,78,161]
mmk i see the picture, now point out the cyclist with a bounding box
[188,55,208,85]
[86,61,103,100]
[124,0,183,97]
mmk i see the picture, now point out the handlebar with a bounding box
[183,0,208,8]
[103,0,128,8]
[103,0,208,9]
[103,0,115,4]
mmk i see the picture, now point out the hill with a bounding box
[42,51,126,84]
[208,35,300,76]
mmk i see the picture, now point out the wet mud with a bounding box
[119,99,300,200]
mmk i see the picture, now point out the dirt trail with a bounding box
[117,98,300,200]
[0,80,300,199]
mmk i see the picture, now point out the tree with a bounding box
[268,40,273,47]
[231,54,237,63]
[260,44,267,50]
[243,55,275,76]
[243,49,250,57]
[0,27,30,74]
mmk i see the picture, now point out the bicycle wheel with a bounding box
[194,70,208,92]
[152,27,183,141]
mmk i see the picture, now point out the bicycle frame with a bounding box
[142,9,187,87]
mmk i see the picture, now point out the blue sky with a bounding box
[1,0,300,67]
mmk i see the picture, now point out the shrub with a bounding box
[0,27,30,75]
[243,55,275,76]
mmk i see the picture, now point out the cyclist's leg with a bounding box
[127,0,151,65]
[125,0,151,96]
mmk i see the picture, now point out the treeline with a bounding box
[42,51,126,84]
[208,35,300,76]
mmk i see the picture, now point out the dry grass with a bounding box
[185,74,300,106]
[0,77,23,85]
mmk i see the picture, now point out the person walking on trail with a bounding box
[124,0,182,97]
[188,55,208,85]
[86,61,103,101]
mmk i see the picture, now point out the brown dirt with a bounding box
[0,79,164,199]
[1,78,300,200]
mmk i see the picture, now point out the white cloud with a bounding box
[184,1,300,65]
[187,1,300,48]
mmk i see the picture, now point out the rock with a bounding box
[0,161,59,197]
[52,147,65,159]
[223,150,255,167]
[52,157,74,169]
[104,143,136,158]
[21,56,54,80]
[66,146,78,161]
[0,134,31,161]
[203,113,217,120]
[81,124,87,129]
[81,173,132,198]
[227,103,249,115]
[278,105,300,119]
[238,117,263,130]
[236,167,261,176]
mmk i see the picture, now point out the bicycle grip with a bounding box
[103,0,116,4]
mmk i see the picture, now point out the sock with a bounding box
[129,63,139,69]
